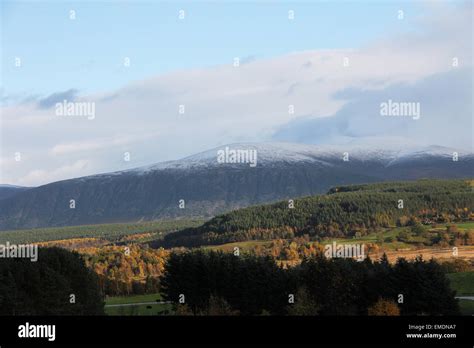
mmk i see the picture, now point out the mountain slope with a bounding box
[156,179,474,248]
[0,185,31,201]
[0,142,472,230]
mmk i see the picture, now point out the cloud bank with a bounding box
[1,2,472,186]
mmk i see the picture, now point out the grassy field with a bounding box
[336,222,473,247]
[105,293,163,305]
[457,300,474,316]
[447,272,474,296]
[447,271,474,316]
[456,222,474,230]
[331,227,412,250]
[204,239,274,252]
[0,219,205,244]
[104,292,172,316]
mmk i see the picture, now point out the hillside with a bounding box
[157,179,474,248]
[0,185,31,201]
[0,143,472,230]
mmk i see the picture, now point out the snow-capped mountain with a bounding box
[0,142,472,230]
[93,142,470,174]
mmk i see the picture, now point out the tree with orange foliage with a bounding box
[368,298,400,316]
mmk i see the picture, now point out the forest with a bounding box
[158,179,474,247]
[161,250,459,316]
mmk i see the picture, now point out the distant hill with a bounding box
[157,179,474,248]
[0,185,31,201]
[0,142,472,230]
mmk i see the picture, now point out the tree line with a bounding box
[0,246,464,316]
[161,250,459,316]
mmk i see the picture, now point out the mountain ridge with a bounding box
[0,142,472,230]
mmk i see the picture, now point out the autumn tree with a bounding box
[368,298,400,316]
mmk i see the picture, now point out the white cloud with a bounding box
[15,160,90,186]
[0,2,471,186]
[49,133,160,156]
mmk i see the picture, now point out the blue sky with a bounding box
[0,1,472,186]
[2,0,423,97]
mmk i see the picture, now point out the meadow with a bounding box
[447,272,474,315]
[447,272,474,296]
[0,219,205,244]
[104,292,172,316]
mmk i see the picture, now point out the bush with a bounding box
[410,223,426,236]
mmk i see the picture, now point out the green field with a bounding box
[456,222,474,230]
[447,272,474,296]
[331,227,411,249]
[0,219,205,244]
[457,300,474,315]
[104,292,172,316]
[204,239,274,252]
[447,272,474,316]
[105,293,163,305]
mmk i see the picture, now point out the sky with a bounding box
[0,0,472,186]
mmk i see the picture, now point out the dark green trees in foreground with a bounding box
[161,251,290,315]
[161,250,459,316]
[0,247,104,315]
[0,247,460,316]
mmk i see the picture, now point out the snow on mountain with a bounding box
[71,142,473,183]
[120,142,470,174]
[1,141,471,230]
